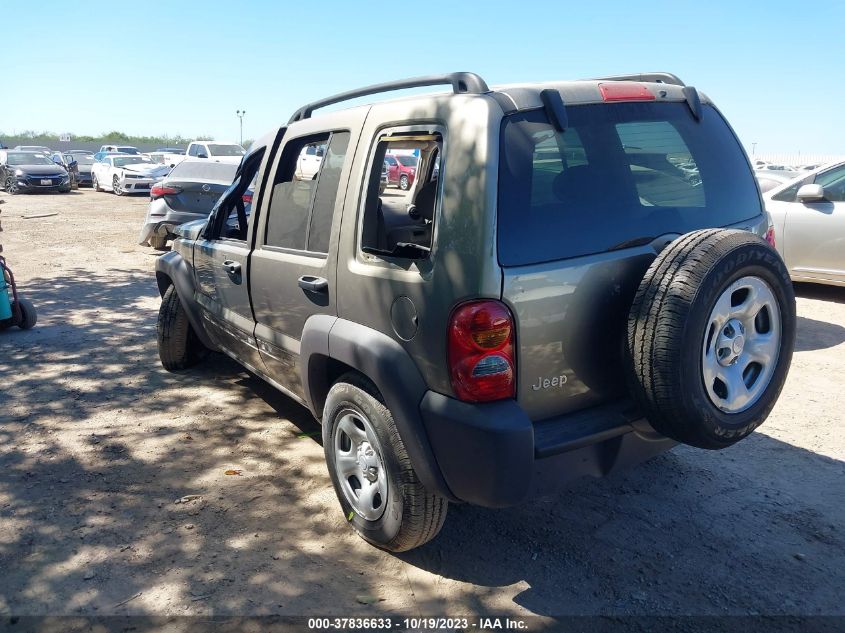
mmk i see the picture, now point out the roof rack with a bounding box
[590,72,686,87]
[288,72,489,123]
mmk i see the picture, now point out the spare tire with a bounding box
[627,229,795,449]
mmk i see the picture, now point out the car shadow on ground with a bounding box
[794,282,845,304]
[400,436,845,615]
[794,316,845,352]
[1,268,843,617]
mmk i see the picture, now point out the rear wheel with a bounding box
[627,229,796,449]
[157,285,205,370]
[323,374,447,552]
[149,234,168,250]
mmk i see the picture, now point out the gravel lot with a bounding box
[0,188,844,618]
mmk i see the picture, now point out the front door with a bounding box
[250,121,359,399]
[194,143,275,369]
[784,163,845,282]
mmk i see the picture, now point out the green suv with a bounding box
[154,72,796,551]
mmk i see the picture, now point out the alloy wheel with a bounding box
[701,276,781,413]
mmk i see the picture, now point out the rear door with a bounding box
[250,114,362,399]
[193,135,281,368]
[782,163,845,282]
[498,100,766,421]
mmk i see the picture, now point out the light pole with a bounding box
[752,142,757,155]
[236,110,246,146]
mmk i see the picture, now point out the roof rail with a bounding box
[590,72,686,87]
[288,72,489,123]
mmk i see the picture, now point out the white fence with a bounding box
[750,153,845,168]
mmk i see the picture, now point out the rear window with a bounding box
[170,160,238,182]
[498,102,761,266]
[208,144,245,157]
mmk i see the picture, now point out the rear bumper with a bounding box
[419,392,675,508]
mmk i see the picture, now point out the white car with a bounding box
[91,154,170,195]
[98,144,140,155]
[185,141,245,164]
[146,151,186,168]
[295,141,324,180]
[764,160,845,287]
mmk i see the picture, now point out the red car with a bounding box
[384,153,418,190]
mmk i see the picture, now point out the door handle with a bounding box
[222,260,241,276]
[298,275,328,292]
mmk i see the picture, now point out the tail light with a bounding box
[599,82,655,102]
[765,225,776,248]
[150,184,182,199]
[242,192,253,204]
[448,300,516,402]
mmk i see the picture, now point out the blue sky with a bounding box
[4,0,844,155]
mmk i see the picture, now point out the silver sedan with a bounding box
[764,160,845,287]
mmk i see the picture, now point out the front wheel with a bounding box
[157,285,206,370]
[323,374,447,552]
[399,174,410,191]
[93,175,102,192]
[113,175,123,196]
[4,176,18,195]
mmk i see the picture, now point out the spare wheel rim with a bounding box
[701,275,781,414]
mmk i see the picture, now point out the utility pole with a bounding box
[752,142,757,155]
[236,110,246,146]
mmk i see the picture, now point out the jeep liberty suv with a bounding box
[154,72,795,552]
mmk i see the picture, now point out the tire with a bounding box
[157,285,205,371]
[627,229,796,449]
[399,174,410,191]
[323,374,447,552]
[16,298,37,330]
[93,175,102,192]
[149,234,168,250]
[113,175,123,196]
[4,176,18,195]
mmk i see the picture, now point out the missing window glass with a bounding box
[360,131,442,259]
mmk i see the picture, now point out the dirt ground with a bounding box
[0,188,843,618]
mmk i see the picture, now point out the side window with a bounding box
[188,145,198,157]
[307,132,350,253]
[360,129,443,258]
[264,132,349,253]
[771,175,813,202]
[814,165,845,202]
